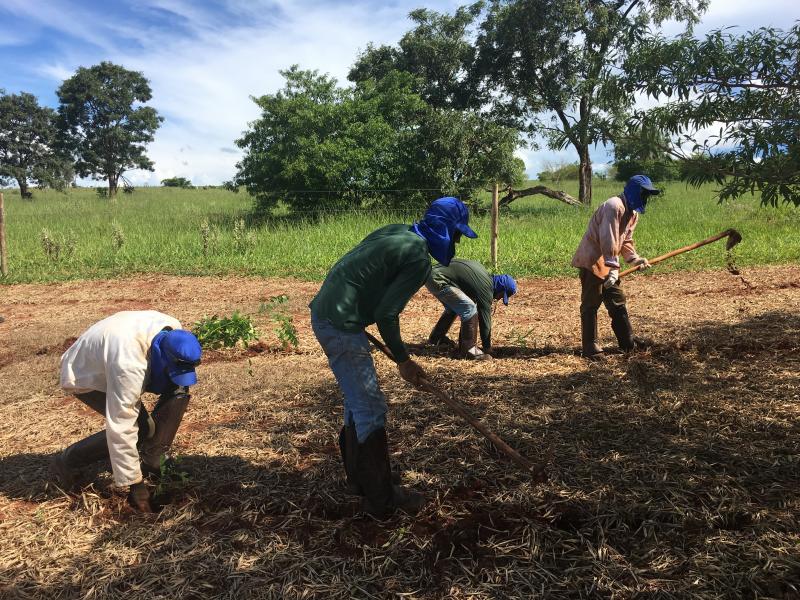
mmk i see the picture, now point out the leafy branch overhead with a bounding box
[626,25,800,206]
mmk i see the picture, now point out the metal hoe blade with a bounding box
[725,229,743,251]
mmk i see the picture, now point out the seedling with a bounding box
[154,454,189,499]
[266,295,299,351]
[193,311,258,349]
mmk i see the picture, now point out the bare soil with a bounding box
[1,266,799,599]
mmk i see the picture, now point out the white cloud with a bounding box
[17,0,798,185]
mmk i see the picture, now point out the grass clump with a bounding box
[193,311,258,349]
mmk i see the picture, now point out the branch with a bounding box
[499,185,581,208]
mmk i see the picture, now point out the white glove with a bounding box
[632,257,651,270]
[603,269,619,289]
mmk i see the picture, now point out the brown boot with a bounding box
[356,428,424,519]
[609,307,635,352]
[49,430,109,490]
[580,312,605,360]
[139,390,190,476]
[428,310,458,348]
[456,315,492,361]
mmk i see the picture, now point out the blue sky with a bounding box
[1,0,797,185]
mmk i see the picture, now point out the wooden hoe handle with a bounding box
[364,331,546,478]
[619,229,738,278]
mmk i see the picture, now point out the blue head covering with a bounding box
[623,175,660,214]
[492,274,517,306]
[148,329,202,394]
[411,197,477,266]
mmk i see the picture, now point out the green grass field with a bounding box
[1,181,797,284]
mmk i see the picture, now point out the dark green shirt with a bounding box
[430,258,494,350]
[310,224,431,363]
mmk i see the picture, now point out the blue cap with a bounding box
[161,330,202,387]
[411,197,477,266]
[623,175,660,214]
[492,274,517,306]
[425,197,478,239]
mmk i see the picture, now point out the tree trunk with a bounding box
[108,174,118,198]
[17,178,32,199]
[578,145,592,206]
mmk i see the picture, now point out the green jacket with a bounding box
[310,224,431,362]
[430,258,494,350]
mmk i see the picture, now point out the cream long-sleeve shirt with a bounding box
[60,310,183,486]
[571,196,640,276]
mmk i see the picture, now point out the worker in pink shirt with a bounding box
[571,175,660,360]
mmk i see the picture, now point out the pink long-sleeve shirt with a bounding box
[571,196,640,276]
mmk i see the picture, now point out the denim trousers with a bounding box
[425,281,477,321]
[311,314,387,443]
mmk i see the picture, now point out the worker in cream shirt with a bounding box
[53,310,202,511]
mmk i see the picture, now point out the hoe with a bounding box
[620,228,742,278]
[364,331,547,480]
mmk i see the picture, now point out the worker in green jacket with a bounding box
[310,197,477,519]
[426,259,517,360]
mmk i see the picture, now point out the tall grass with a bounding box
[1,181,797,284]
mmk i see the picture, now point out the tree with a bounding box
[161,176,193,188]
[350,5,487,111]
[57,62,162,197]
[613,131,679,183]
[475,0,708,205]
[235,66,523,213]
[627,25,800,206]
[0,91,72,198]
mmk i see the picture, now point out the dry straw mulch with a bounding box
[1,266,799,599]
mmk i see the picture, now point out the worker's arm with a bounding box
[597,202,623,269]
[103,354,147,487]
[374,259,431,363]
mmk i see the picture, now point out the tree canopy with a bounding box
[627,24,800,206]
[57,61,162,197]
[234,66,523,213]
[474,0,708,204]
[0,91,72,198]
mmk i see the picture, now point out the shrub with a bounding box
[193,311,258,349]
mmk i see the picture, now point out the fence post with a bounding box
[490,183,499,271]
[0,192,7,277]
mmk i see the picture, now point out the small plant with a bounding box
[40,229,78,262]
[154,454,189,499]
[200,218,219,257]
[111,220,125,252]
[509,326,536,349]
[266,294,299,351]
[40,228,60,261]
[95,187,108,198]
[232,218,256,254]
[62,229,77,260]
[193,311,258,349]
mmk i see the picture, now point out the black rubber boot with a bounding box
[456,315,491,361]
[340,425,401,495]
[609,307,636,351]
[339,425,361,495]
[580,312,605,360]
[356,428,424,519]
[50,430,109,490]
[428,310,458,347]
[139,390,190,477]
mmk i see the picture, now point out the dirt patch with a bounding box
[1,266,800,599]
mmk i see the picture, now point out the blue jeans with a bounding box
[311,315,387,443]
[425,281,477,321]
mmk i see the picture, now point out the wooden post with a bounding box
[0,192,7,277]
[490,183,499,270]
